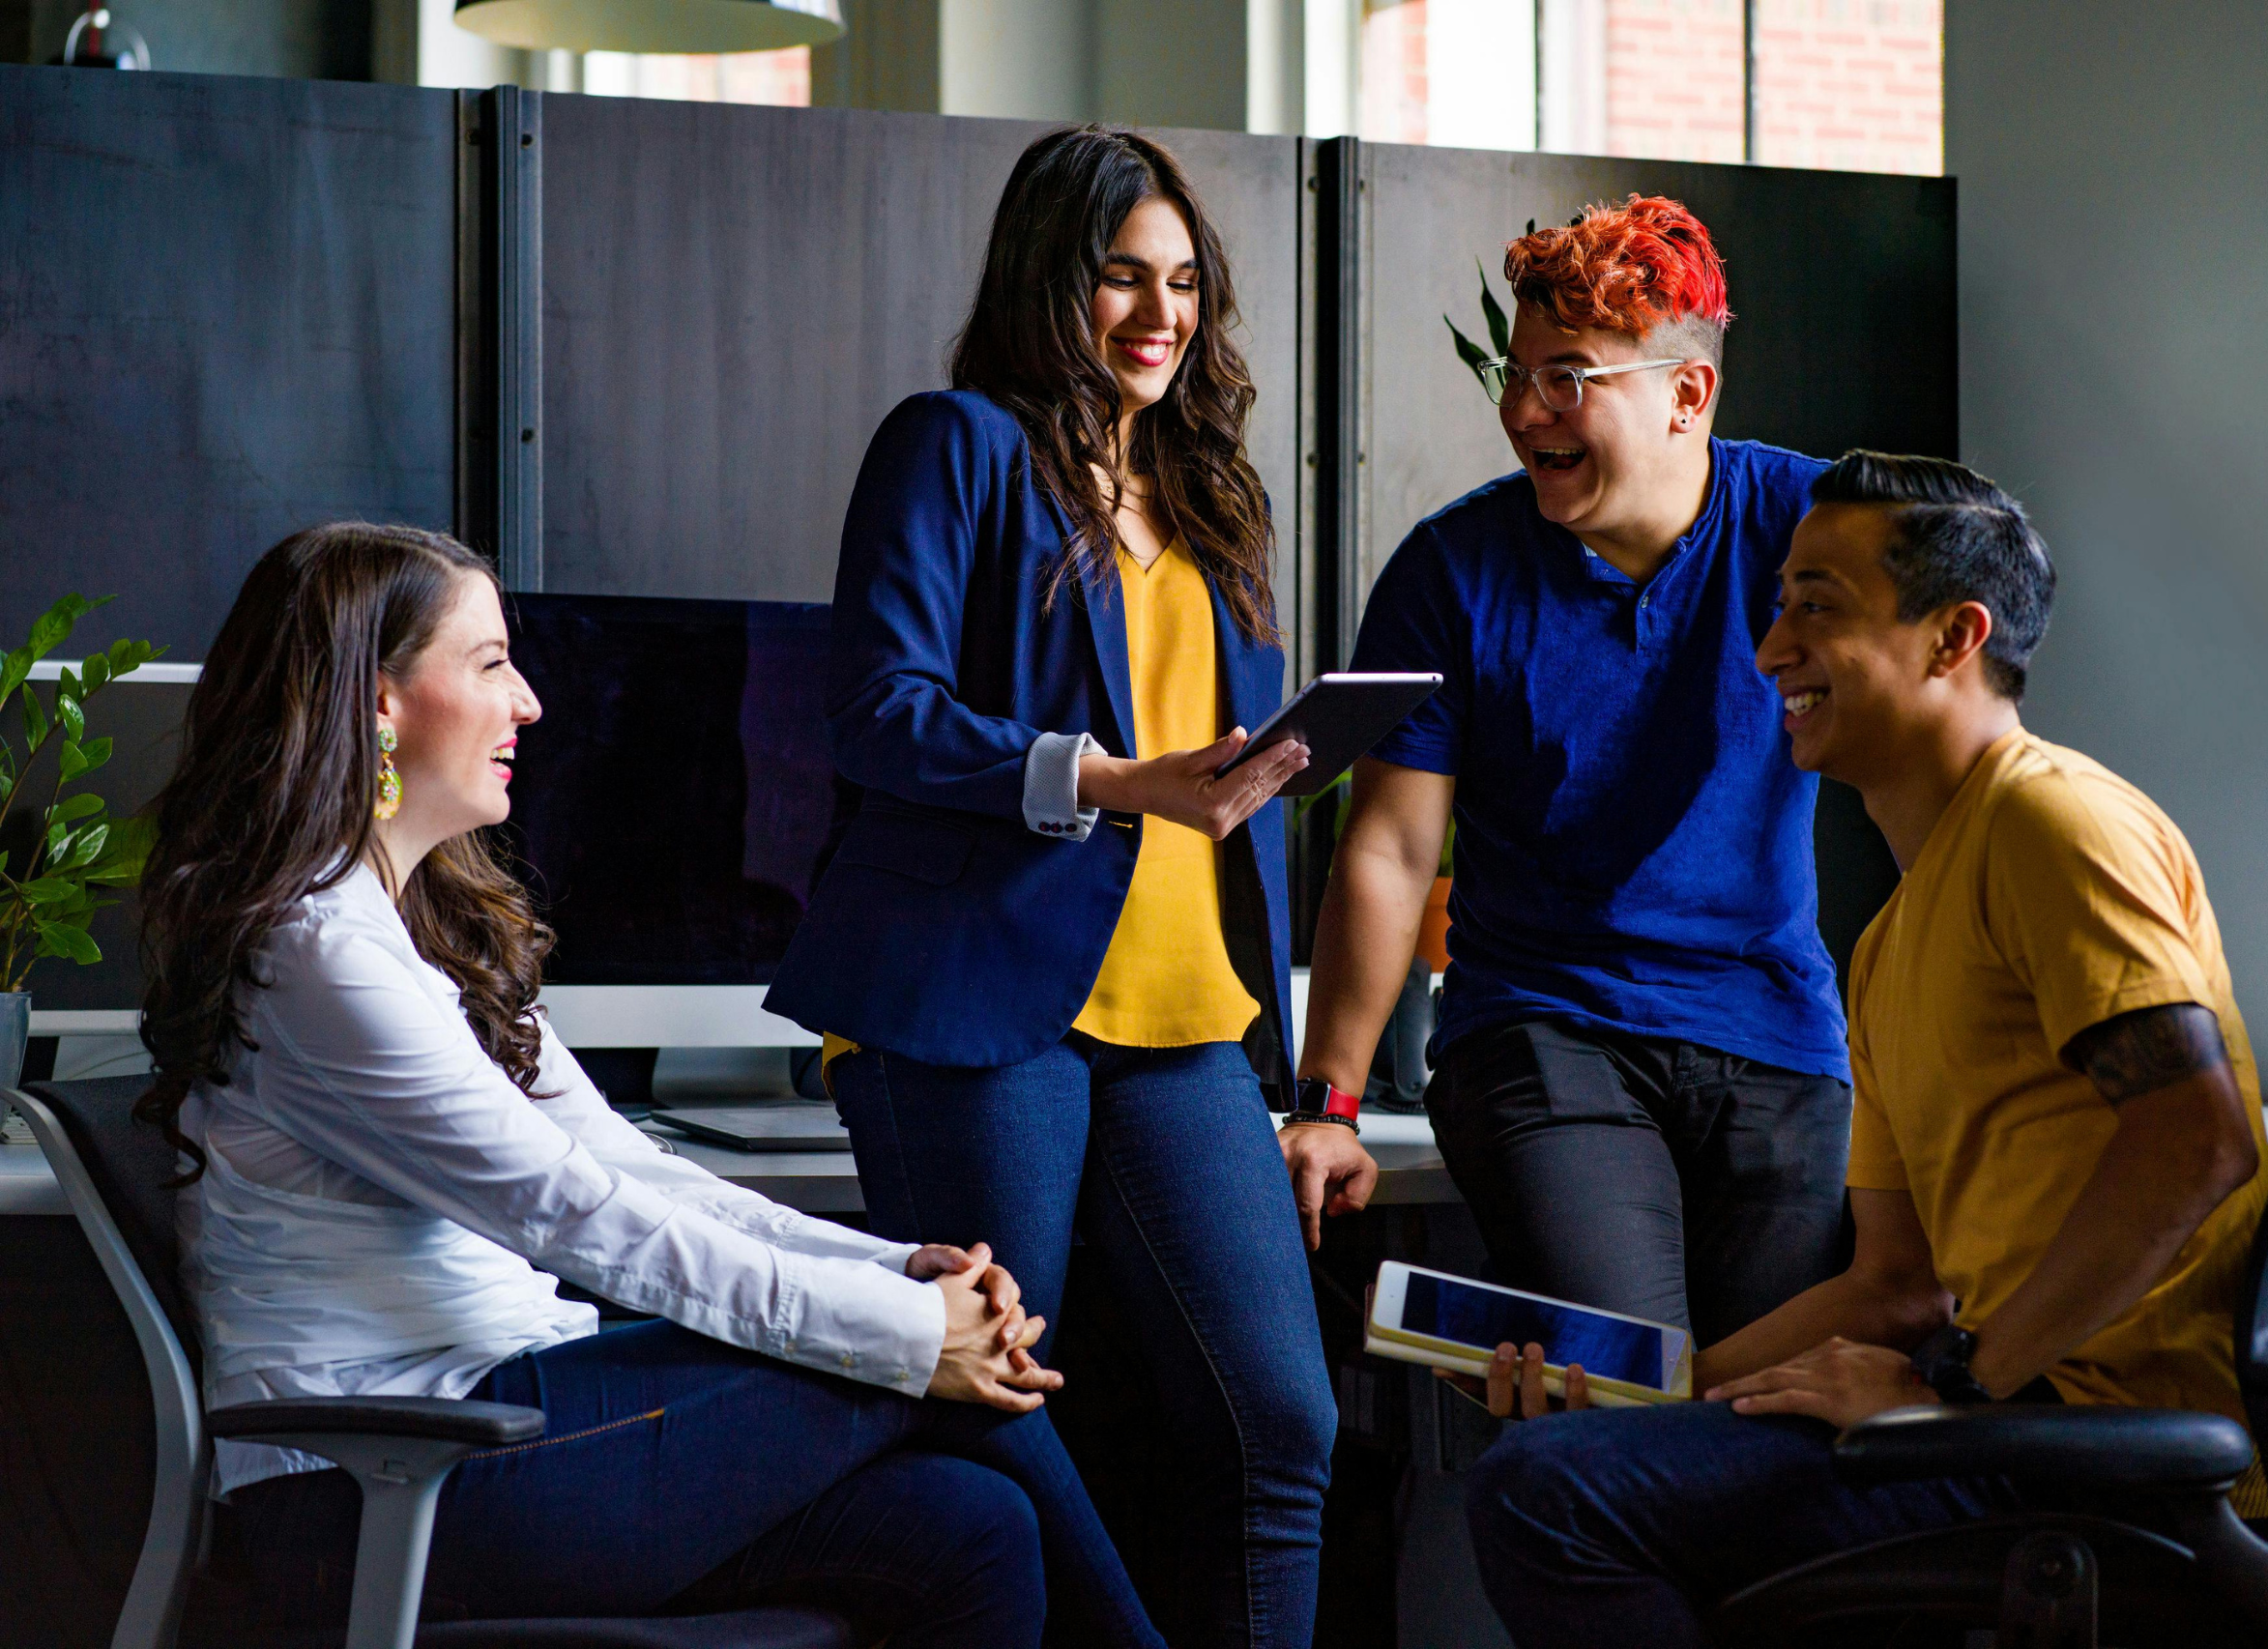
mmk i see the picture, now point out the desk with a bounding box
[7,969,1458,1218]
[641,1109,1452,1217]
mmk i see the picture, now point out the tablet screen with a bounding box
[1401,1273,1669,1390]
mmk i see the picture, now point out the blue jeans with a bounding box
[1463,1400,2026,1647]
[831,1035,1337,1649]
[204,1321,1162,1648]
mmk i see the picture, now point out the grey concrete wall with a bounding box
[1097,0,1247,130]
[1946,1,2268,1034]
[942,0,1096,121]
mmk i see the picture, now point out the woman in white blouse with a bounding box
[135,523,1161,1646]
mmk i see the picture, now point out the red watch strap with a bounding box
[1322,1084,1362,1121]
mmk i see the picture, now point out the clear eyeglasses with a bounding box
[1477,357,1690,410]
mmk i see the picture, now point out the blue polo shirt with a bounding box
[1351,438,1847,1081]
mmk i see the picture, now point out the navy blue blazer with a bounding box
[767,391,1294,1076]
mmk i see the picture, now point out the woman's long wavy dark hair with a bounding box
[136,524,554,1178]
[951,125,1280,646]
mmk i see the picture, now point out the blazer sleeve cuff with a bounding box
[1022,731,1104,843]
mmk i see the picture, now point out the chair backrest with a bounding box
[14,1078,206,1649]
[28,1077,200,1373]
[2239,1187,2268,1442]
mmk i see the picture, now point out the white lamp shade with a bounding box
[453,0,845,53]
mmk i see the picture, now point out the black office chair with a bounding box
[10,1077,860,1649]
[1710,1193,2268,1648]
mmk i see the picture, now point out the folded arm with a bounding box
[1966,1002,2258,1396]
[1706,1003,2258,1424]
[251,931,945,1396]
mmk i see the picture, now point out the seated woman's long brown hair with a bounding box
[137,523,552,1174]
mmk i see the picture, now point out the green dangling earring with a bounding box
[374,724,402,821]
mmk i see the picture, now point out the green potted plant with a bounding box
[1444,253,1515,395]
[0,594,160,1087]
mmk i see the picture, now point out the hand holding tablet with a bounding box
[1365,1260,1693,1407]
[1213,673,1443,796]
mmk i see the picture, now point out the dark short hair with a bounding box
[1811,451,2055,701]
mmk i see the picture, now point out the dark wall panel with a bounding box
[0,66,457,658]
[539,100,1302,640]
[1357,145,1956,599]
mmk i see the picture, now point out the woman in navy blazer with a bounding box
[770,128,1337,1649]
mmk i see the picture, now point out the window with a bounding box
[1752,0,1940,174]
[580,48,810,106]
[1355,0,1939,176]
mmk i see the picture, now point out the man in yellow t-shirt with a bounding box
[1457,451,2266,1647]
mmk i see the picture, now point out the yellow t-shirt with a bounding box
[1070,540,1261,1049]
[1846,729,2266,1514]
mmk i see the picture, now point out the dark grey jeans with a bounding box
[1424,1017,1852,1345]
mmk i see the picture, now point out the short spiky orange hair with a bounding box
[1502,195,1731,349]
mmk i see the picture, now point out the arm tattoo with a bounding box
[2064,1002,2229,1104]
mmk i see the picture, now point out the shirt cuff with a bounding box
[875,1240,925,1275]
[1023,731,1104,842]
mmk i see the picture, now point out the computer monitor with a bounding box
[3,661,198,1012]
[500,593,838,986]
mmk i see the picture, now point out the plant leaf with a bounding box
[57,691,84,742]
[74,735,112,775]
[85,814,154,885]
[1445,316,1492,377]
[0,647,28,709]
[57,738,86,780]
[81,651,109,690]
[36,919,101,966]
[25,594,102,662]
[20,877,76,903]
[93,812,154,862]
[59,822,108,871]
[22,688,47,749]
[47,793,102,825]
[1477,258,1511,357]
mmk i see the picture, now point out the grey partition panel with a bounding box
[0,67,459,656]
[1356,145,1957,601]
[538,100,1304,652]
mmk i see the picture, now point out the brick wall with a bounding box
[1605,0,1745,163]
[1361,0,1432,144]
[1754,0,1941,174]
[1363,0,1940,177]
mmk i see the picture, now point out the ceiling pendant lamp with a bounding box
[452,0,845,54]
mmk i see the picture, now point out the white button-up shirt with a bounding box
[181,864,945,1494]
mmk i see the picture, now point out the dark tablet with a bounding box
[649,1105,851,1153]
[1213,672,1443,796]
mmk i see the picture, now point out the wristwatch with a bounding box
[1908,1323,1992,1406]
[1283,1077,1361,1135]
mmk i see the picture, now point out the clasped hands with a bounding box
[907,1241,1061,1414]
[1442,1335,1935,1430]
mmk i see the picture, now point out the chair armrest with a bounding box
[208,1395,544,1447]
[1835,1403,2254,1492]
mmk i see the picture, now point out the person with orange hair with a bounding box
[1283,197,1851,1347]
